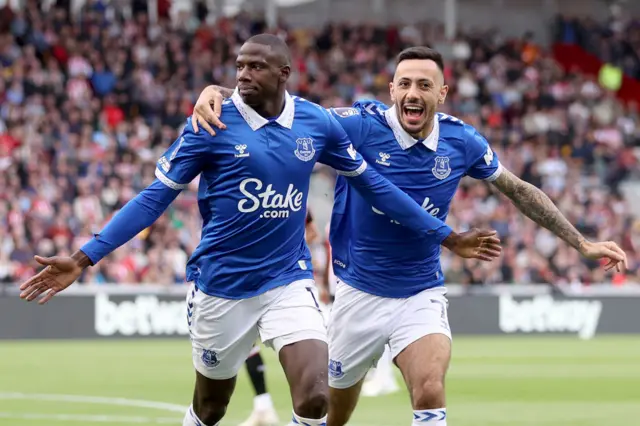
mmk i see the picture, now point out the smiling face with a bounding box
[389,56,449,137]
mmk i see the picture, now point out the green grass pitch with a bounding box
[1,336,640,425]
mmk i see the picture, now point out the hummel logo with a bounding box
[375,152,391,166]
[235,144,250,158]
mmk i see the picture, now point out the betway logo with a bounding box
[373,196,440,224]
[95,294,188,336]
[499,295,602,340]
[238,178,304,219]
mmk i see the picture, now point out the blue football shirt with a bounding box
[156,92,361,298]
[329,100,502,298]
[82,91,454,299]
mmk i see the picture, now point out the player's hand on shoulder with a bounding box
[578,240,628,272]
[442,228,502,262]
[19,254,87,305]
[191,85,227,136]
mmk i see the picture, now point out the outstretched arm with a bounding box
[463,125,627,271]
[19,180,181,304]
[19,122,211,304]
[492,168,585,250]
[492,167,627,269]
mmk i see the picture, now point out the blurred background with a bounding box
[1,1,640,425]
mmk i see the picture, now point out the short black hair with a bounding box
[245,33,291,66]
[396,46,445,74]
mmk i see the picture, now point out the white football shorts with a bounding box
[328,279,451,389]
[187,279,327,380]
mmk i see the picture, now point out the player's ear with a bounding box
[389,82,396,103]
[279,65,291,84]
[438,84,449,105]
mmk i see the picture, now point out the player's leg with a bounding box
[258,279,332,425]
[327,379,365,426]
[280,338,329,424]
[185,372,236,426]
[184,284,260,426]
[326,280,390,426]
[389,288,452,426]
[239,344,279,426]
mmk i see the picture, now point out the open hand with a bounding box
[19,256,84,304]
[444,229,502,261]
[191,86,226,136]
[579,240,628,272]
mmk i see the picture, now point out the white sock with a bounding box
[183,404,219,426]
[291,411,328,425]
[412,408,447,425]
[254,393,275,411]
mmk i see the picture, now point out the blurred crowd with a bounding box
[0,1,639,287]
[555,12,640,80]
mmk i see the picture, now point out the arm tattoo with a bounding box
[215,86,235,98]
[491,168,586,251]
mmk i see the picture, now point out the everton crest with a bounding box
[201,349,220,368]
[432,156,451,180]
[328,359,344,378]
[295,137,315,162]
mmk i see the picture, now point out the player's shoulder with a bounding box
[436,112,481,142]
[330,99,388,129]
[180,114,225,151]
[291,95,329,117]
[353,99,389,120]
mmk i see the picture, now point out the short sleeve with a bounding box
[329,106,367,151]
[319,111,368,177]
[465,126,503,181]
[155,119,212,190]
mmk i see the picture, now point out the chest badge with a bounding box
[432,156,451,180]
[295,137,315,162]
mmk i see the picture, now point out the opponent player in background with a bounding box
[18,36,502,426]
[190,46,628,426]
[240,344,278,426]
[240,210,318,426]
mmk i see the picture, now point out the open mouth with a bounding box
[402,104,425,123]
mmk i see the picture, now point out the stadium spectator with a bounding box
[555,12,640,80]
[0,1,638,286]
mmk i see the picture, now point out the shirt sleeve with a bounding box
[318,111,368,177]
[464,126,503,181]
[328,106,367,150]
[80,180,180,264]
[155,119,212,190]
[80,121,212,264]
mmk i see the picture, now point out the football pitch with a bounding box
[1,337,640,426]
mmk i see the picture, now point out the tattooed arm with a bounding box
[491,167,627,269]
[491,168,585,250]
